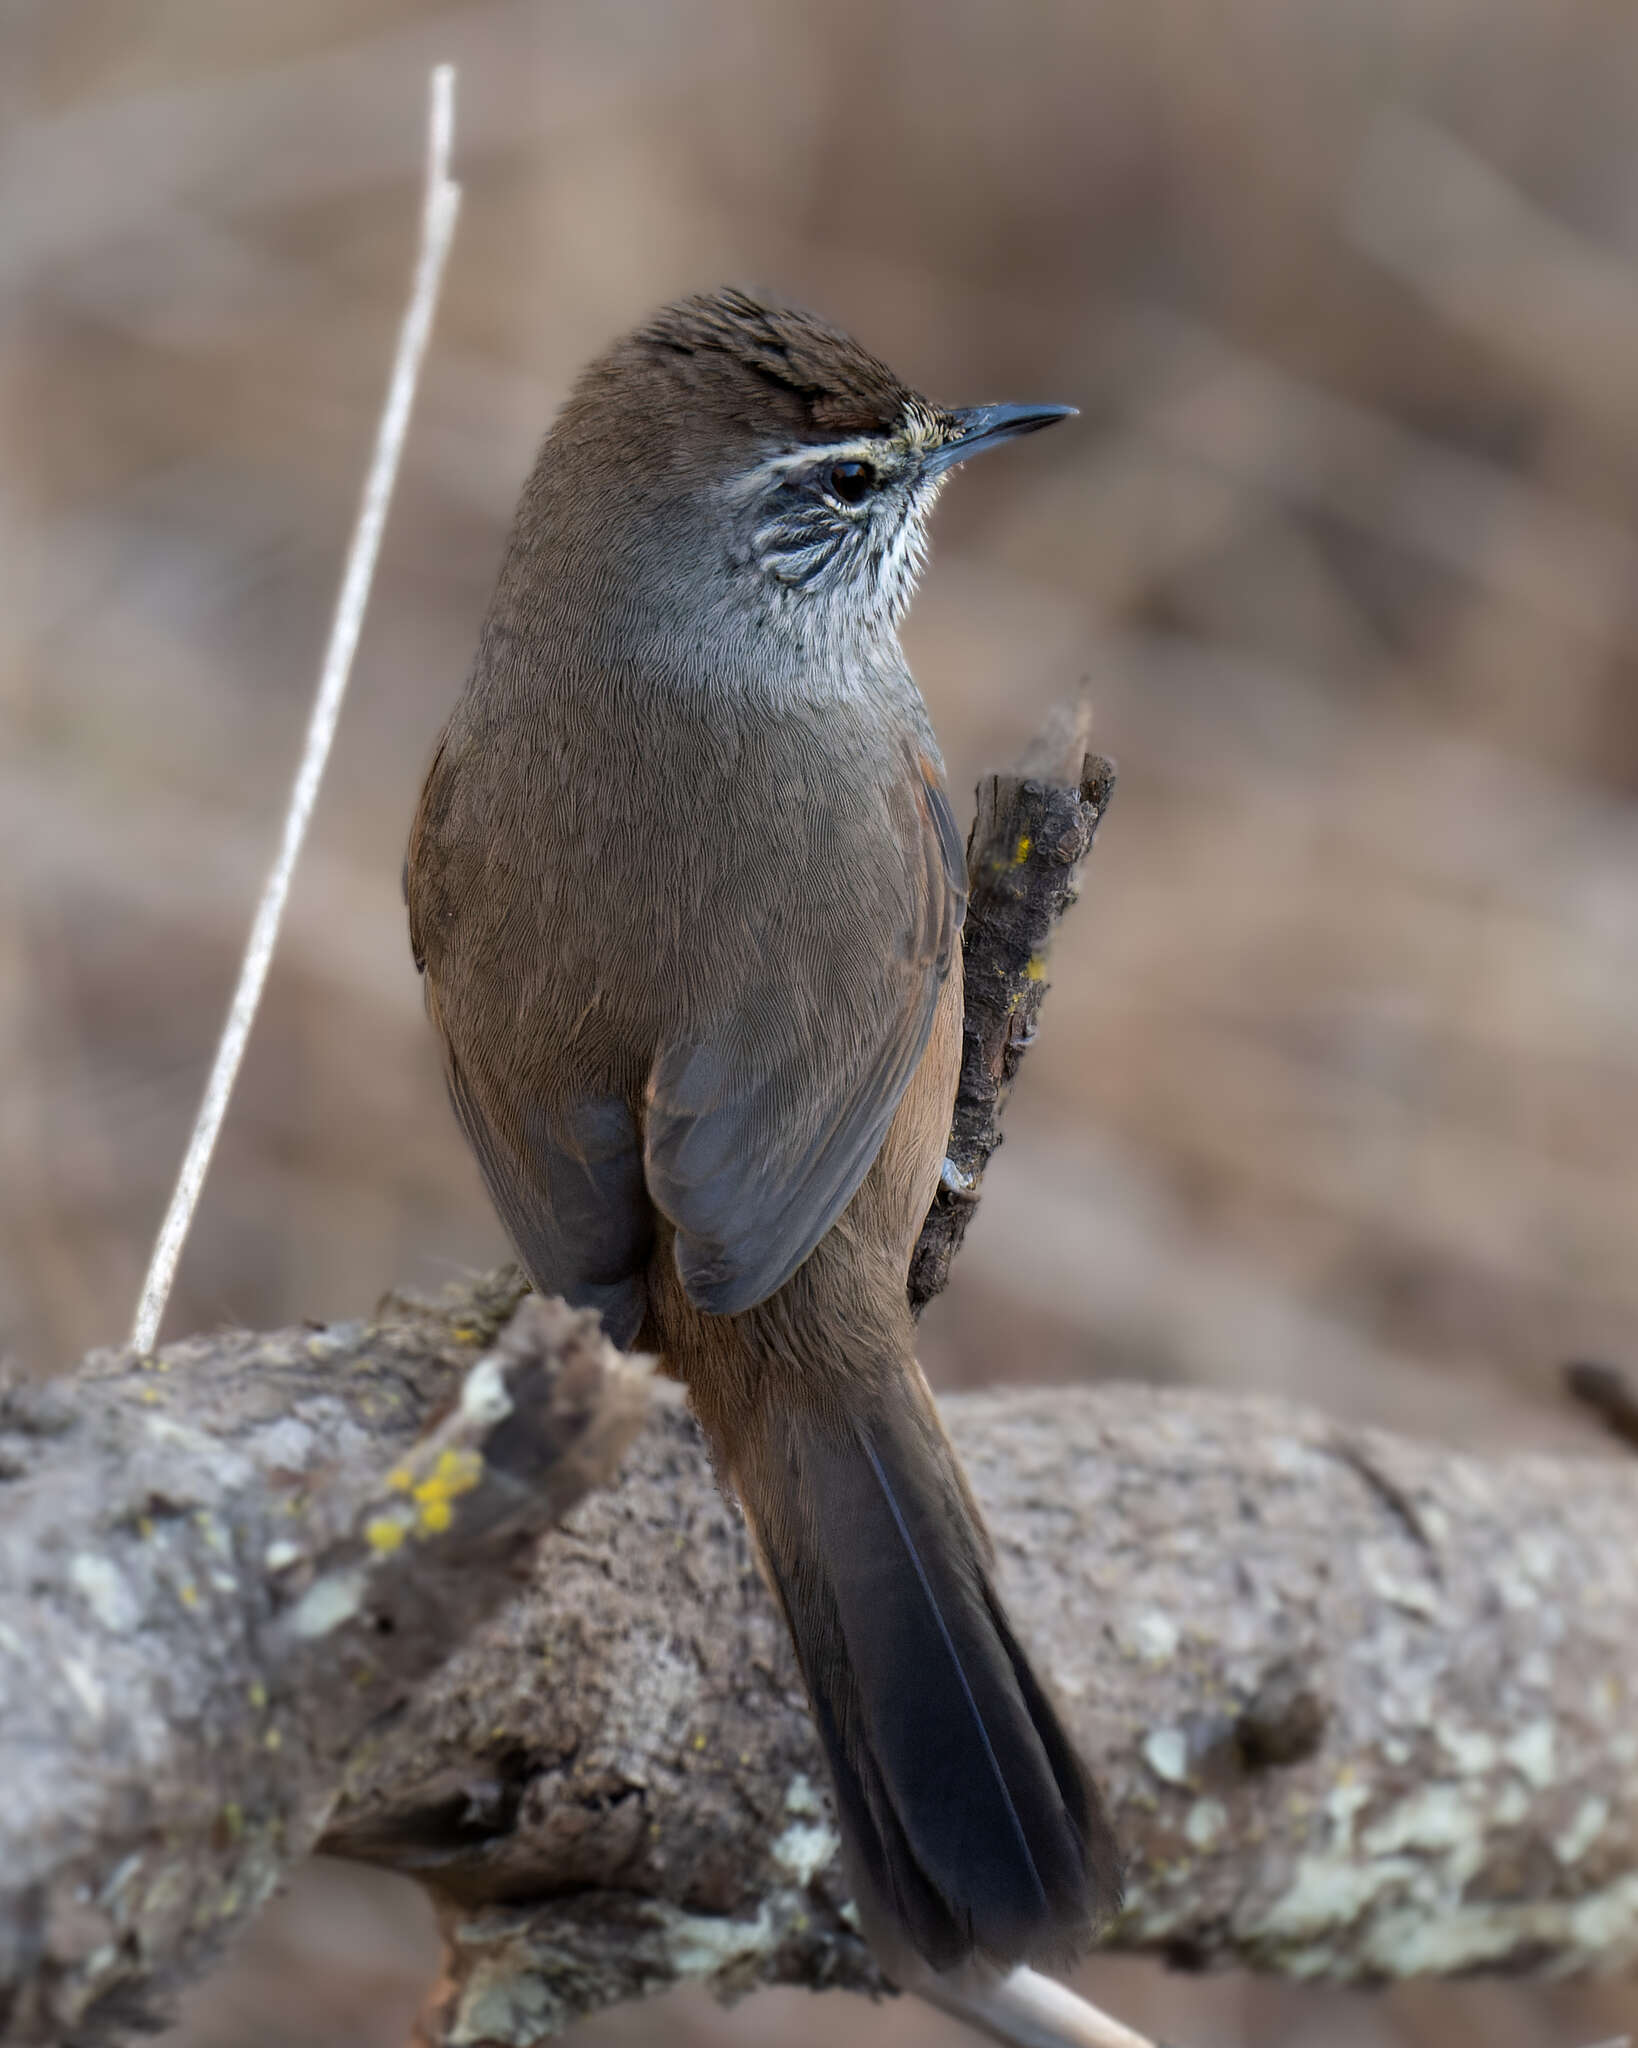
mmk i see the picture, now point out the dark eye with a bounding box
[828,460,874,505]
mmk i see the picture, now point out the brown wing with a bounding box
[408,727,654,1344]
[645,748,966,1316]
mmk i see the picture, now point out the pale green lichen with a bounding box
[1142,1728,1189,1785]
[771,1819,840,1886]
[1433,1721,1497,1774]
[457,1354,514,1428]
[1517,1647,1552,1689]
[663,1901,777,1978]
[99,1851,145,1907]
[71,1552,139,1633]
[1358,1542,1441,1621]
[1492,1780,1530,1827]
[1554,1794,1609,1865]
[1513,1529,1561,1587]
[784,1773,822,1817]
[1323,1776,1371,1854]
[60,1652,106,1721]
[285,1565,367,1638]
[1253,1852,1419,1944]
[1131,1610,1180,1663]
[1239,1714,1638,1984]
[1502,1719,1556,1789]
[1566,1869,1638,1953]
[1361,1783,1487,1891]
[1357,1872,1638,1976]
[457,1957,554,2041]
[1359,1901,1518,1976]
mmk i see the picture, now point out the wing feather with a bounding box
[647,746,966,1315]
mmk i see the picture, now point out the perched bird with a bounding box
[406,286,1121,1978]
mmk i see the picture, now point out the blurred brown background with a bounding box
[4,2,1637,2043]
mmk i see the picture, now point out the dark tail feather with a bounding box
[737,1370,1122,1974]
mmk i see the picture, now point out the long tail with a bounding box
[726,1351,1123,1975]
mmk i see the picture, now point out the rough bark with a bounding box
[5,1272,1638,2042]
[0,1282,646,2045]
[327,1359,1638,2041]
[909,750,1115,1312]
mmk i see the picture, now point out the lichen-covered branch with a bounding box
[0,1282,644,2046]
[312,1349,1638,2041]
[4,1278,1638,2046]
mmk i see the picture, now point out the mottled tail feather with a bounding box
[740,1376,1122,1975]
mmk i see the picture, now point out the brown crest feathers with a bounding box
[637,286,921,439]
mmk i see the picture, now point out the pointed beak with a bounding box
[922,402,1077,477]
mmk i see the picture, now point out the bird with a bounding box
[406,285,1122,1980]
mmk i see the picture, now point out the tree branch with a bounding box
[329,1346,1638,2039]
[911,731,1114,1311]
[5,1273,1637,2042]
[0,1283,644,2045]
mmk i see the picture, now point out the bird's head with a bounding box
[542,287,1073,652]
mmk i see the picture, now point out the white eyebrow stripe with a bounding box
[728,432,896,495]
[728,406,949,498]
[757,435,892,480]
[722,439,881,509]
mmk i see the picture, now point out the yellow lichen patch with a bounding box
[365,1515,408,1555]
[1013,834,1032,864]
[247,1681,267,1711]
[178,1582,199,1609]
[1025,956,1047,981]
[385,1466,413,1493]
[411,1446,483,1536]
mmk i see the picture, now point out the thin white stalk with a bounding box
[131,65,461,1354]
